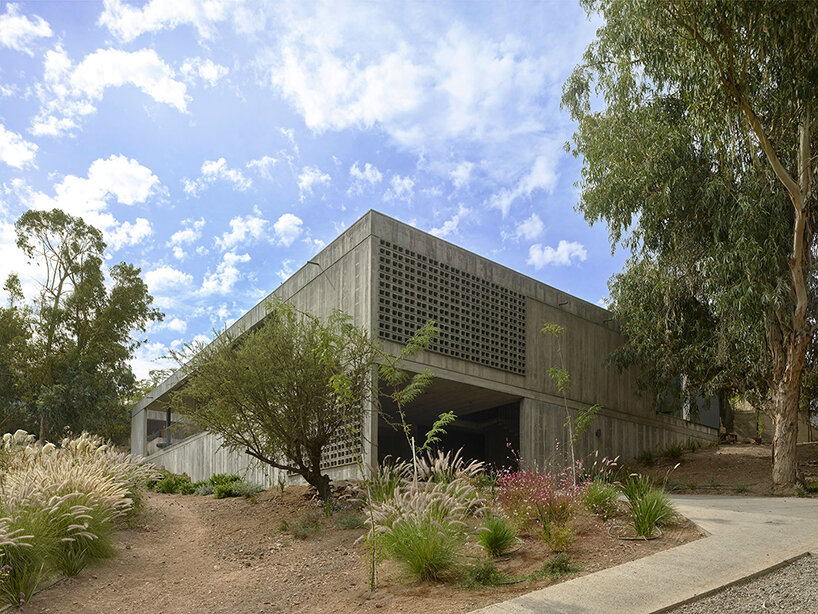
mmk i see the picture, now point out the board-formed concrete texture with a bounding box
[131,210,717,485]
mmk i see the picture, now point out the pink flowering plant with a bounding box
[496,464,584,529]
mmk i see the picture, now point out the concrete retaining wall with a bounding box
[145,430,359,486]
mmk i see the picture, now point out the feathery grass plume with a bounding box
[0,430,158,605]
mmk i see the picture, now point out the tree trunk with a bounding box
[310,471,332,503]
[770,383,799,490]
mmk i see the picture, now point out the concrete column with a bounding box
[131,408,146,456]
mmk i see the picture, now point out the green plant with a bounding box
[212,480,261,500]
[333,511,365,530]
[684,439,701,453]
[193,481,214,496]
[477,515,517,557]
[543,523,574,553]
[209,473,241,487]
[708,476,720,489]
[735,483,748,493]
[277,474,286,494]
[686,481,698,491]
[583,480,620,520]
[285,514,321,540]
[462,561,507,588]
[635,450,655,466]
[660,443,685,462]
[379,515,462,581]
[626,489,675,538]
[153,472,195,495]
[537,552,582,581]
[620,474,653,502]
[793,482,807,498]
[366,460,407,505]
[806,481,818,493]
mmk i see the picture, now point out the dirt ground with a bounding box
[640,441,818,496]
[22,485,701,614]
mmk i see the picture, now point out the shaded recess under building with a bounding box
[131,210,717,485]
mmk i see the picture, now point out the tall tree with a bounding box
[2,209,162,443]
[563,1,817,488]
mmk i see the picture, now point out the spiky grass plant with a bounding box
[625,489,675,538]
[0,431,158,605]
[380,515,462,581]
[583,479,620,521]
[477,515,517,557]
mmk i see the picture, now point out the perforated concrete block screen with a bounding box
[377,240,527,374]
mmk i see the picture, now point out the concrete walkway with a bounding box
[473,495,818,613]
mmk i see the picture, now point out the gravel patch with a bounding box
[669,554,818,613]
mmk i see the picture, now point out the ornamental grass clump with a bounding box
[0,430,157,606]
[477,515,518,557]
[619,474,676,538]
[366,448,486,582]
[583,479,620,521]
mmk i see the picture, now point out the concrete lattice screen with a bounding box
[377,240,527,375]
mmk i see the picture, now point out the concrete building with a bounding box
[131,210,716,484]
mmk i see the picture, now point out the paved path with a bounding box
[473,496,818,614]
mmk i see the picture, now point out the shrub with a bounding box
[477,515,517,557]
[209,473,241,487]
[583,480,620,520]
[496,468,576,527]
[333,511,365,530]
[620,474,654,503]
[626,489,675,537]
[212,480,262,500]
[793,482,807,498]
[153,472,195,495]
[538,552,582,580]
[192,481,214,496]
[635,450,655,466]
[462,561,507,588]
[734,483,748,493]
[379,515,462,581]
[288,514,321,540]
[660,443,685,462]
[543,523,574,553]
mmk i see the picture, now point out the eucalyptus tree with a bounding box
[3,209,162,442]
[563,1,817,488]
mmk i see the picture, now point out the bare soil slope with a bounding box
[23,486,701,614]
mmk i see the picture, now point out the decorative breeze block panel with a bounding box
[377,240,526,374]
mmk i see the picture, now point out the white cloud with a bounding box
[130,340,176,380]
[0,3,52,55]
[180,57,228,86]
[183,157,251,195]
[0,123,37,168]
[169,217,205,246]
[0,219,40,303]
[165,317,187,333]
[200,251,250,295]
[144,265,193,294]
[514,213,544,241]
[450,161,474,189]
[21,154,159,250]
[32,46,188,136]
[430,204,470,238]
[527,240,587,268]
[384,174,414,202]
[98,0,236,42]
[489,154,558,217]
[297,166,330,202]
[216,209,268,251]
[350,162,382,184]
[246,155,278,180]
[276,258,296,282]
[273,213,303,247]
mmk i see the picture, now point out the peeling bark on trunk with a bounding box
[770,382,800,489]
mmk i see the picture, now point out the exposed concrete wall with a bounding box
[145,430,360,486]
[131,408,146,456]
[519,398,716,466]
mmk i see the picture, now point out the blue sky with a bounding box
[0,0,625,378]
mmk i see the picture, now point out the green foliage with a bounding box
[660,443,685,463]
[0,209,161,443]
[192,481,213,496]
[171,302,380,503]
[418,411,457,453]
[477,516,517,557]
[366,459,407,504]
[620,474,654,503]
[461,562,507,588]
[212,480,261,500]
[542,523,574,553]
[537,553,582,581]
[793,483,808,498]
[379,515,462,581]
[153,471,195,495]
[563,0,817,488]
[622,486,675,538]
[635,450,655,467]
[583,480,620,521]
[209,473,241,486]
[734,483,748,494]
[333,511,365,530]
[286,514,321,540]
